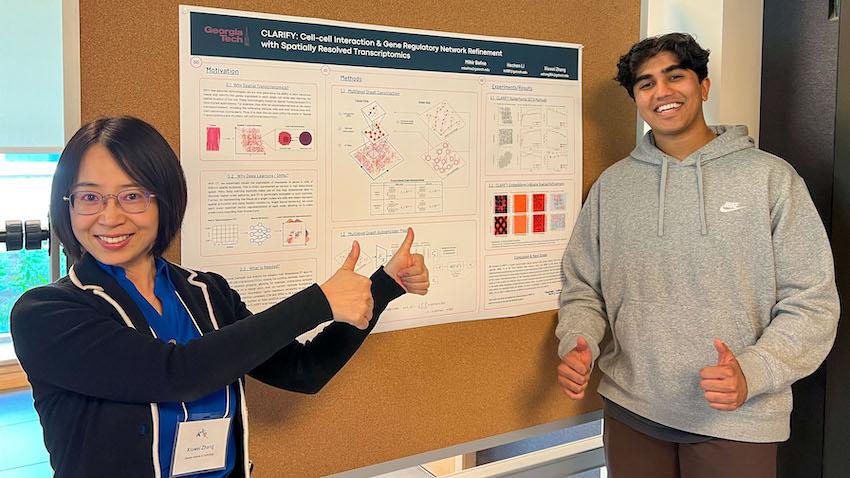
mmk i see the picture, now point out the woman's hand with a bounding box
[384,228,430,295]
[320,241,373,329]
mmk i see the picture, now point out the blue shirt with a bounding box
[98,258,236,477]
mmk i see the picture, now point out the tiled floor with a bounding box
[0,389,50,477]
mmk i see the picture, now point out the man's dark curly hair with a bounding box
[614,33,710,99]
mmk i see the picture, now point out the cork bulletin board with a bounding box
[79,1,639,475]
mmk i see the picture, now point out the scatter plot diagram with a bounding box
[361,101,387,123]
[422,100,464,138]
[363,123,387,143]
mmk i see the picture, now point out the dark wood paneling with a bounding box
[760,1,838,230]
[760,2,839,477]
[824,2,850,476]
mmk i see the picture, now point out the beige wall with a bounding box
[641,0,764,144]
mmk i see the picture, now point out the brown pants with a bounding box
[603,414,778,478]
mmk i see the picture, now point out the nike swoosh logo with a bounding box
[719,205,745,213]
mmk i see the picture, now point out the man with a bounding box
[556,33,839,477]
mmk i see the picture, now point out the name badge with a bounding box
[171,417,231,477]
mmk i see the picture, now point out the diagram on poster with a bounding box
[486,94,577,175]
[422,100,465,138]
[350,138,405,180]
[331,221,477,331]
[331,87,478,222]
[200,169,316,256]
[199,78,318,161]
[423,141,465,179]
[485,180,576,250]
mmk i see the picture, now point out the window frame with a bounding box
[0,0,80,389]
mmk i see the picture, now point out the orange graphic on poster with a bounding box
[513,194,528,213]
[514,215,528,234]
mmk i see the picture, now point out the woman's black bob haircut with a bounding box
[614,32,710,99]
[50,116,187,262]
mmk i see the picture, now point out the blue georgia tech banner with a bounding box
[190,12,579,81]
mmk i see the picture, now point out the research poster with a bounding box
[179,6,582,332]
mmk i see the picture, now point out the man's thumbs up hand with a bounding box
[715,339,736,366]
[699,339,749,411]
[557,336,593,400]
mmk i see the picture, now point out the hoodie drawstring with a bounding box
[658,156,668,237]
[657,155,708,236]
[695,156,707,235]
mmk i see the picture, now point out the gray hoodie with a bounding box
[557,125,839,442]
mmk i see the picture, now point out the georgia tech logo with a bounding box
[203,25,247,45]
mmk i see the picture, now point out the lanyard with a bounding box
[145,292,231,423]
[179,385,231,422]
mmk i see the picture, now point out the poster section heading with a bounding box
[191,12,579,80]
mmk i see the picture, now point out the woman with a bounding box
[11,116,429,477]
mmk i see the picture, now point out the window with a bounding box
[0,1,80,372]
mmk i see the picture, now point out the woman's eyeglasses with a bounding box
[63,189,156,215]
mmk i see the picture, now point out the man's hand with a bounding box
[699,339,748,411]
[320,241,374,329]
[557,336,593,399]
[384,227,430,295]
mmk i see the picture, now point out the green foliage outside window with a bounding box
[0,246,66,334]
